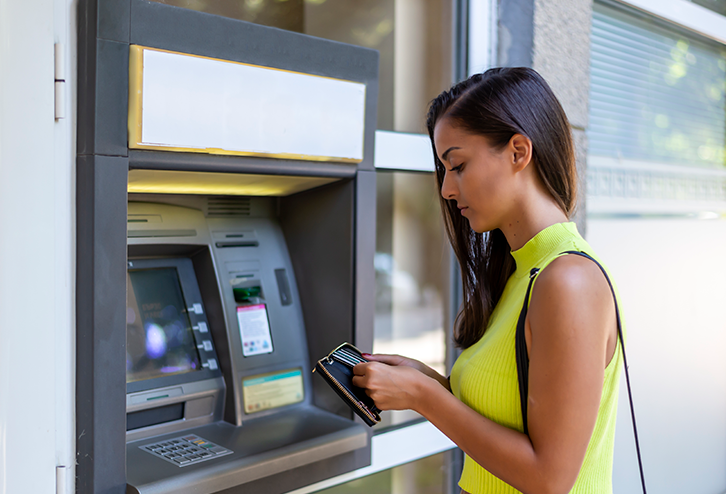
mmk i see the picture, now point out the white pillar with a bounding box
[0,0,75,492]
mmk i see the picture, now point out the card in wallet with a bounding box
[313,342,381,427]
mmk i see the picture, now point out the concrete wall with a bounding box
[497,0,593,234]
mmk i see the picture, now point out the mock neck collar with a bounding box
[510,222,580,277]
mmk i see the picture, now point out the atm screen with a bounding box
[126,268,202,383]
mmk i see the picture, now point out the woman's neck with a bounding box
[498,196,569,251]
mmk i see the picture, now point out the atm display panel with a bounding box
[126,261,221,390]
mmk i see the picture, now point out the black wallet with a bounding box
[313,342,381,427]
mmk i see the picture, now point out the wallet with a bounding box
[313,342,381,427]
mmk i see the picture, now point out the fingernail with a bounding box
[362,353,372,357]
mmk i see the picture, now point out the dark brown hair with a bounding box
[426,67,577,349]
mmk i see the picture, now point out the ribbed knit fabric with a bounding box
[450,222,623,494]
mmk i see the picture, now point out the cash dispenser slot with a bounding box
[125,191,370,494]
[215,240,259,248]
[127,403,185,431]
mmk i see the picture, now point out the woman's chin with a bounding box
[465,216,497,234]
[466,218,488,234]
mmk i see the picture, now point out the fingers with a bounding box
[352,362,373,389]
[353,362,370,376]
[353,361,387,391]
[363,353,406,366]
[351,367,381,408]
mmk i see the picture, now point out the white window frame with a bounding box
[374,130,434,172]
[375,0,499,173]
[615,0,726,44]
[468,0,498,76]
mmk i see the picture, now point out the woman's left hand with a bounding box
[351,361,431,411]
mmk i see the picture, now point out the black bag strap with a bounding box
[515,250,647,493]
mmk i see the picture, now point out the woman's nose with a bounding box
[440,170,457,200]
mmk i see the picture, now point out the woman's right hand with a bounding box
[361,353,450,390]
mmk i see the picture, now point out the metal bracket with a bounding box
[56,465,68,494]
[54,43,65,120]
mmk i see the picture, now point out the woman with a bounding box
[352,67,623,494]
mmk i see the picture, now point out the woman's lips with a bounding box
[458,206,468,215]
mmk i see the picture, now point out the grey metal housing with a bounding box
[76,1,379,493]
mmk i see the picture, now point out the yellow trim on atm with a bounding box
[128,169,341,196]
[127,45,365,164]
[128,45,144,151]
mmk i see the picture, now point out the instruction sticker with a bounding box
[243,369,303,414]
[237,304,273,357]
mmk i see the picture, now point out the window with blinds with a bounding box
[589,2,726,169]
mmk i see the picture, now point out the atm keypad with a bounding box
[141,435,232,467]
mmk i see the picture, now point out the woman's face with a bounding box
[433,118,521,234]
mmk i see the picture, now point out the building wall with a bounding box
[0,0,76,493]
[532,0,592,232]
[498,0,593,233]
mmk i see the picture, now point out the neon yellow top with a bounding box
[450,222,623,494]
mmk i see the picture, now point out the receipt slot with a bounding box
[75,2,378,494]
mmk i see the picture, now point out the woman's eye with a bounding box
[450,164,464,173]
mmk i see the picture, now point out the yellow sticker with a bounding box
[242,369,304,414]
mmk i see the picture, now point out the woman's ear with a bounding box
[508,134,533,173]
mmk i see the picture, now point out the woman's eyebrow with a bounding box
[441,146,461,162]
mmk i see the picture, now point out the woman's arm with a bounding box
[353,255,617,494]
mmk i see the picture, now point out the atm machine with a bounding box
[124,191,371,494]
[75,2,379,493]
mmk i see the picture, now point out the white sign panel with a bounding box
[237,304,273,357]
[129,46,366,162]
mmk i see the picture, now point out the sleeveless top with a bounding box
[450,222,624,494]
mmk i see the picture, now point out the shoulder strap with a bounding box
[515,250,647,493]
[515,267,539,437]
